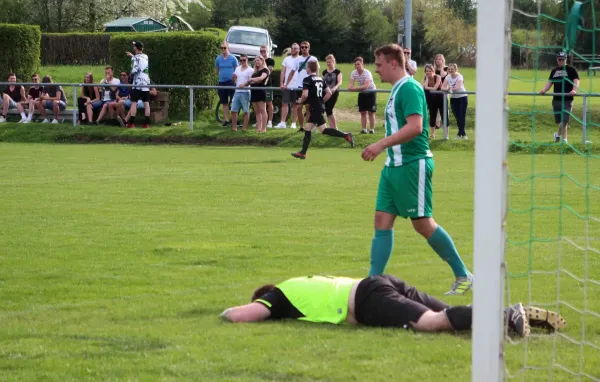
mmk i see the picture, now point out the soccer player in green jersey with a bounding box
[218,274,567,337]
[361,43,473,295]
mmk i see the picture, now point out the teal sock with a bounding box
[427,225,469,277]
[369,229,394,276]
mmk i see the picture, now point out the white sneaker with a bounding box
[0,116,5,123]
[252,123,257,128]
[23,118,31,124]
[267,121,273,128]
[554,132,559,143]
[562,138,568,143]
[290,123,297,129]
[275,122,286,129]
[42,119,50,123]
[463,135,468,140]
[18,117,27,123]
[51,119,59,124]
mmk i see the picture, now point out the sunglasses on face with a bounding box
[557,58,565,60]
[301,46,309,49]
[32,78,39,81]
[260,50,266,53]
[221,47,227,50]
[240,59,247,62]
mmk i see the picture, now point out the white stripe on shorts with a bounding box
[418,159,426,216]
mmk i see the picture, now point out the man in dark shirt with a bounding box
[291,61,355,160]
[539,51,580,143]
[220,273,566,338]
[0,73,27,123]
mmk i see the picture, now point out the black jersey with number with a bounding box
[303,74,326,112]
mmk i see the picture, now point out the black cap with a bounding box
[133,41,144,50]
[557,51,567,58]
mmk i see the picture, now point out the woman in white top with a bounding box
[442,64,468,139]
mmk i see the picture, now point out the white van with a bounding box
[225,26,277,61]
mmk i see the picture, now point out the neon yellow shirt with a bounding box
[270,276,357,324]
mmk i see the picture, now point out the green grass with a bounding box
[0,144,598,381]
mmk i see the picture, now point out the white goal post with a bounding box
[472,0,511,381]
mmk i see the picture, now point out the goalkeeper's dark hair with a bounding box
[251,284,276,302]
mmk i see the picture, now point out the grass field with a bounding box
[0,144,598,381]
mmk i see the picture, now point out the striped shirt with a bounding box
[384,76,432,167]
[350,69,376,93]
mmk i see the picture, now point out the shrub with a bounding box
[197,27,226,41]
[109,32,221,116]
[42,33,110,65]
[0,24,40,81]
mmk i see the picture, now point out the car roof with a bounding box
[228,26,268,34]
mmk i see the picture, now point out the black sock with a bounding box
[300,131,312,154]
[144,116,150,125]
[322,127,347,138]
[444,306,472,331]
[130,116,135,125]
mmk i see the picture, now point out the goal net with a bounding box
[473,0,600,381]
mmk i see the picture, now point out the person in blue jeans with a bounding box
[215,42,238,127]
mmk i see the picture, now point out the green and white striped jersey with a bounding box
[384,76,433,167]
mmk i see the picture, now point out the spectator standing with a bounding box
[294,41,318,131]
[215,41,238,127]
[94,65,120,125]
[77,72,100,124]
[0,73,27,123]
[433,54,449,129]
[322,54,342,130]
[126,41,152,128]
[421,64,443,139]
[276,43,300,129]
[442,64,468,139]
[403,48,417,77]
[230,54,254,132]
[539,51,579,143]
[37,75,67,124]
[24,73,43,123]
[349,56,377,134]
[260,45,275,128]
[246,56,270,133]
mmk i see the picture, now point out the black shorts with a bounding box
[131,89,150,103]
[552,99,573,124]
[251,89,267,103]
[354,275,450,328]
[325,91,339,116]
[218,81,235,105]
[358,92,377,113]
[307,109,326,126]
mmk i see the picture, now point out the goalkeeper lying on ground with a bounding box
[220,275,566,336]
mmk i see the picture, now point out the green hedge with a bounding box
[109,32,220,116]
[197,27,226,41]
[42,33,110,65]
[0,24,40,81]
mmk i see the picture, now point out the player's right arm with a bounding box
[220,303,271,323]
[280,64,287,89]
[297,77,310,104]
[323,86,332,103]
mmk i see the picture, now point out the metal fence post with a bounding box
[72,86,77,128]
[189,87,194,131]
[443,93,449,140]
[582,94,588,144]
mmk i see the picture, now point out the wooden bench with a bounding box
[6,91,170,123]
[571,54,600,75]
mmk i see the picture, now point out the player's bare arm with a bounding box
[323,87,332,103]
[220,302,271,323]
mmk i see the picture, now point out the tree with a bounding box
[445,0,476,25]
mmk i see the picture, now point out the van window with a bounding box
[227,30,268,47]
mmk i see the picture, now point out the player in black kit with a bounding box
[291,61,355,160]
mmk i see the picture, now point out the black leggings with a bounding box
[325,91,339,117]
[354,275,450,328]
[450,97,468,136]
[77,97,88,121]
[426,96,444,128]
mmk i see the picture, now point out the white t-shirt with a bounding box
[293,55,318,89]
[447,74,467,98]
[233,66,253,93]
[282,55,300,89]
[350,69,376,93]
[406,59,418,77]
[99,78,120,101]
